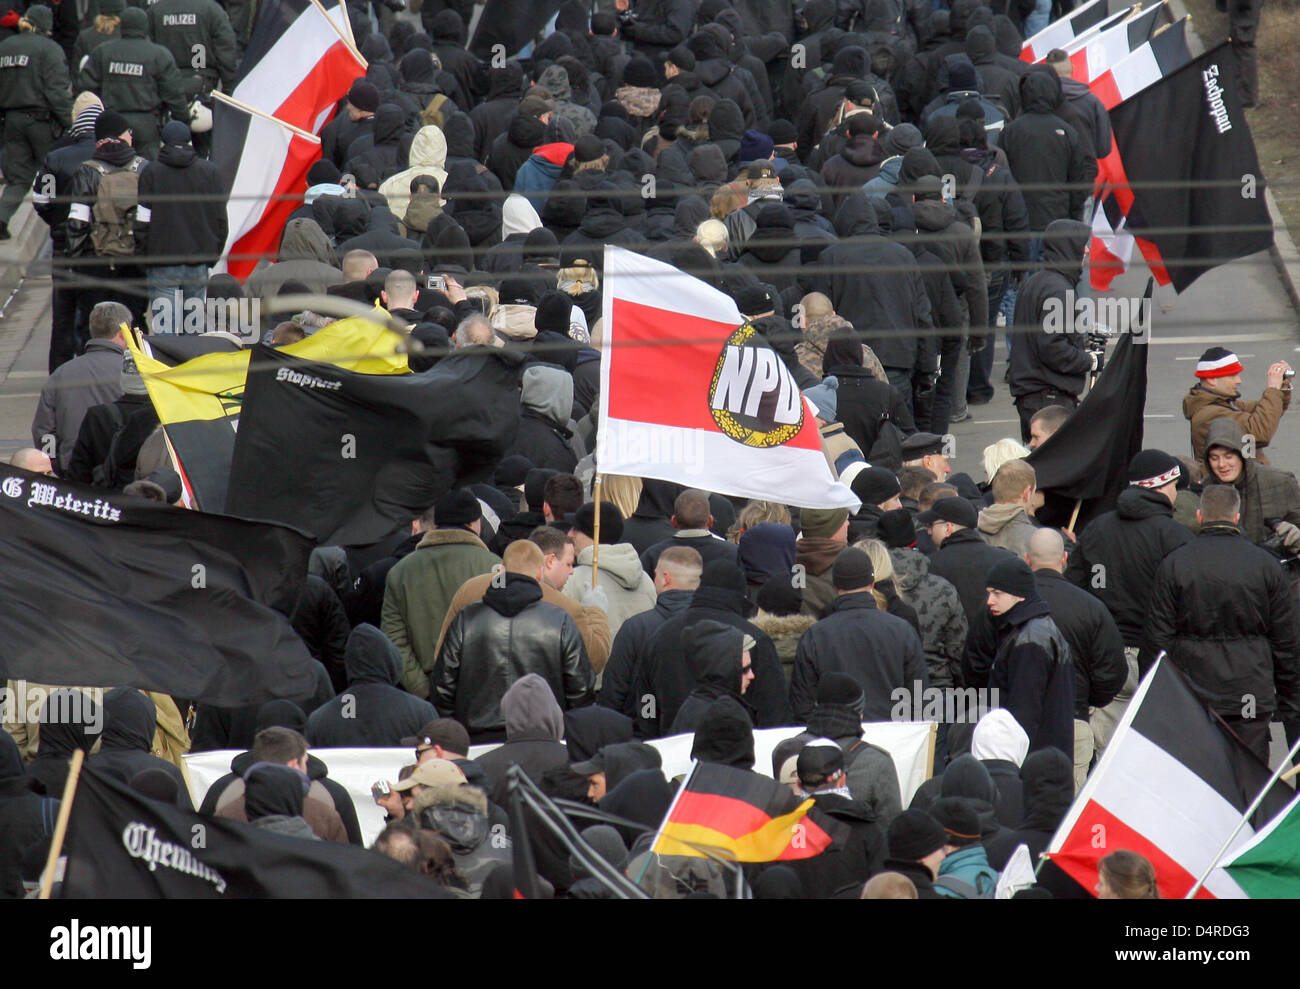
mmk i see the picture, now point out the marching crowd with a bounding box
[0,0,1294,899]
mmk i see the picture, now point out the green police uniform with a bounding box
[147,0,237,97]
[0,11,72,231]
[78,7,188,159]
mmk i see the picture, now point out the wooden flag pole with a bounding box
[591,473,603,590]
[39,748,85,899]
[1067,499,1083,534]
[306,0,368,67]
[210,91,322,142]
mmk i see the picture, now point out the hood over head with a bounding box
[708,99,745,147]
[940,753,999,805]
[683,619,746,693]
[1041,218,1091,279]
[970,709,1031,766]
[502,673,564,741]
[599,768,674,846]
[502,193,543,238]
[400,47,437,85]
[408,125,448,170]
[537,63,573,102]
[101,687,156,752]
[1204,416,1247,463]
[333,197,371,240]
[564,705,634,762]
[430,8,465,43]
[37,690,103,758]
[1019,747,1074,831]
[924,115,962,157]
[344,622,403,686]
[440,111,476,158]
[690,695,755,769]
[244,763,308,820]
[521,363,574,426]
[831,44,870,79]
[833,191,882,237]
[486,61,526,102]
[965,24,997,63]
[279,218,336,265]
[120,6,148,37]
[1021,65,1063,113]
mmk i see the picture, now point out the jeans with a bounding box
[885,366,914,421]
[148,264,209,334]
[1025,0,1053,36]
[1001,238,1045,361]
[969,271,1008,403]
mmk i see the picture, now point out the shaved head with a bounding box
[1026,527,1066,571]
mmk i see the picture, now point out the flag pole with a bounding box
[1068,500,1082,533]
[39,748,85,899]
[1185,731,1300,898]
[634,759,698,886]
[210,91,322,142]
[591,473,603,591]
[306,0,368,67]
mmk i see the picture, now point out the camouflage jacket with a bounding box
[890,548,968,688]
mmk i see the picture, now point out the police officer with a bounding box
[147,0,236,149]
[0,4,72,241]
[78,6,188,159]
[72,0,124,75]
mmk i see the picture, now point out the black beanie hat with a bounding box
[434,488,482,527]
[1127,449,1182,489]
[817,671,865,708]
[756,571,802,616]
[887,809,948,860]
[494,454,533,487]
[534,291,573,334]
[95,109,131,142]
[572,501,624,544]
[624,55,657,89]
[254,699,308,734]
[985,557,1036,599]
[831,547,874,590]
[768,118,797,145]
[878,509,917,549]
[931,796,982,848]
[700,559,747,593]
[308,159,341,185]
[851,466,902,506]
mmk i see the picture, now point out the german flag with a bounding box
[652,762,843,862]
[124,317,408,513]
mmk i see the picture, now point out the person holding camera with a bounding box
[1184,346,1292,466]
[1007,218,1096,443]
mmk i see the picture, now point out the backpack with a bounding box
[934,872,996,898]
[88,157,146,257]
[868,417,906,471]
[420,93,449,129]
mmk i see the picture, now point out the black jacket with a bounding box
[830,365,916,466]
[33,130,97,255]
[1009,219,1093,399]
[467,62,525,162]
[85,688,190,808]
[635,585,792,737]
[599,588,694,720]
[305,624,440,747]
[137,140,227,267]
[486,113,545,190]
[0,731,54,899]
[64,139,147,258]
[930,527,1016,629]
[1032,570,1128,720]
[999,69,1089,231]
[984,747,1074,870]
[988,597,1075,755]
[344,104,410,185]
[779,790,886,898]
[506,412,578,473]
[620,0,697,59]
[790,592,928,724]
[189,661,335,752]
[911,197,988,334]
[1147,523,1300,721]
[814,193,933,372]
[640,532,739,576]
[670,621,756,735]
[289,574,353,694]
[1064,486,1195,655]
[433,574,596,740]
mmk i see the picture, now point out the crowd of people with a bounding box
[0,0,1293,899]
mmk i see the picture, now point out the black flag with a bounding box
[1108,44,1274,292]
[0,464,319,707]
[469,0,564,58]
[1026,289,1150,529]
[61,765,450,898]
[224,344,523,545]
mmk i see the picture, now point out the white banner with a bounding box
[186,722,936,847]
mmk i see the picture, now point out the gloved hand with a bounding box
[1089,349,1105,374]
[967,334,988,353]
[1274,521,1300,553]
[581,584,610,614]
[914,371,938,399]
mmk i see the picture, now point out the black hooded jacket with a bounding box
[345,103,411,185]
[1032,570,1128,721]
[1009,218,1093,399]
[0,730,55,898]
[670,620,750,734]
[433,574,596,740]
[814,192,933,371]
[635,585,793,737]
[985,748,1075,869]
[600,588,696,720]
[305,624,439,746]
[468,61,525,161]
[28,690,104,798]
[1000,69,1089,231]
[86,688,190,808]
[137,140,227,266]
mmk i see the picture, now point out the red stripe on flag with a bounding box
[775,817,836,861]
[1091,70,1122,110]
[270,42,365,133]
[227,135,320,281]
[1049,800,1216,899]
[606,298,822,451]
[668,789,786,839]
[1070,49,1088,80]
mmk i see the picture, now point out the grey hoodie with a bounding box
[521,364,574,429]
[502,672,564,741]
[564,543,658,639]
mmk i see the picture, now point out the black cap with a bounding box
[348,79,380,112]
[573,134,606,163]
[746,160,778,182]
[817,671,864,709]
[796,738,845,787]
[433,488,481,528]
[756,571,802,616]
[768,118,797,145]
[844,79,876,107]
[494,454,533,487]
[571,501,624,544]
[95,109,131,141]
[1127,448,1182,490]
[735,284,775,317]
[900,432,946,459]
[831,547,874,590]
[877,509,917,549]
[930,797,982,848]
[917,496,977,529]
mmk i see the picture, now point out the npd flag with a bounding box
[597,246,858,510]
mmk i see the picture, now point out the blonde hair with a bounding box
[503,539,545,575]
[600,473,643,519]
[694,218,728,257]
[1098,850,1160,899]
[465,284,498,314]
[94,13,121,32]
[983,438,1030,482]
[728,500,792,542]
[990,459,1036,504]
[853,538,893,581]
[710,183,746,220]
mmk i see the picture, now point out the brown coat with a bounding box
[1184,382,1291,466]
[436,572,612,674]
[214,782,349,843]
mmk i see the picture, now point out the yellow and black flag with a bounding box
[124,319,409,512]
